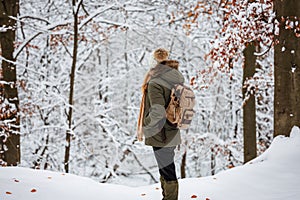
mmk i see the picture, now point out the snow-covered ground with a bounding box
[1,126,300,200]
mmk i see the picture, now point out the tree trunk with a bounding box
[242,41,257,163]
[180,151,186,178]
[0,0,20,166]
[210,147,215,175]
[274,0,300,137]
[64,0,79,173]
[180,140,187,179]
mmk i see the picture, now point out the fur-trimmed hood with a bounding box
[148,61,184,90]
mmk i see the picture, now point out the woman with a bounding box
[137,48,184,200]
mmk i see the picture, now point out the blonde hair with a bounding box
[153,48,169,63]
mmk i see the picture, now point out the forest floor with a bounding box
[1,126,300,200]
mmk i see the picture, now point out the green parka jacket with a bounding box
[142,61,184,147]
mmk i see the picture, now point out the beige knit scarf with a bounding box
[137,71,152,141]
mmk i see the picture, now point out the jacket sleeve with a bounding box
[143,81,166,135]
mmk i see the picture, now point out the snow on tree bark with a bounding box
[274,0,300,137]
[0,0,20,166]
[243,41,257,163]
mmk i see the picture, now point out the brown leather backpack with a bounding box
[166,84,195,129]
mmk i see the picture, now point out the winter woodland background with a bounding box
[1,0,277,186]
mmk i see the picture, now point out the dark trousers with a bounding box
[153,146,177,181]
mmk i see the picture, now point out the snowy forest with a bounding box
[1,0,299,187]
